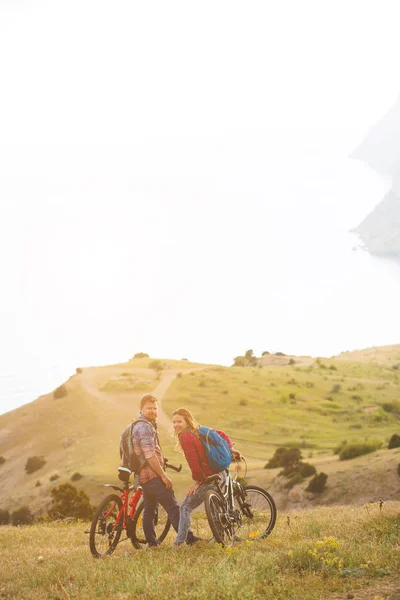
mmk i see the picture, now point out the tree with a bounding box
[48,483,94,520]
[133,352,149,359]
[149,359,163,375]
[389,434,400,449]
[233,356,248,367]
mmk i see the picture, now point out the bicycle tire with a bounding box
[204,488,233,547]
[131,501,171,549]
[236,486,277,540]
[89,494,123,558]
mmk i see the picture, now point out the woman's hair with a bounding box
[172,408,200,451]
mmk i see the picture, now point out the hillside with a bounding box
[1,347,400,515]
[352,93,400,258]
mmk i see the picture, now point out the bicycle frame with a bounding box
[101,483,142,533]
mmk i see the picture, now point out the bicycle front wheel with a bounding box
[236,486,277,541]
[131,501,171,549]
[204,489,233,547]
[89,494,123,558]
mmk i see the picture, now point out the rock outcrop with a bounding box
[352,94,400,258]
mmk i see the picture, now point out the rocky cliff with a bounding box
[352,94,400,258]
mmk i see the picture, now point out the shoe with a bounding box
[186,535,203,546]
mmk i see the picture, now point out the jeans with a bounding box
[141,477,196,547]
[174,482,213,545]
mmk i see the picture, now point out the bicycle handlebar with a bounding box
[164,458,182,472]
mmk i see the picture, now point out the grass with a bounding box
[1,502,399,599]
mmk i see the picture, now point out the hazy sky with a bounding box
[1,1,400,414]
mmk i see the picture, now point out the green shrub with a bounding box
[49,474,59,482]
[265,447,289,469]
[176,372,183,378]
[382,402,400,414]
[0,509,10,525]
[289,393,296,400]
[388,434,400,449]
[284,472,304,489]
[331,383,342,394]
[339,442,380,461]
[11,506,34,525]
[392,364,400,370]
[134,352,149,359]
[306,472,327,493]
[333,440,347,455]
[0,456,5,466]
[53,384,68,399]
[233,356,248,367]
[48,483,94,520]
[261,351,270,356]
[71,472,83,482]
[288,358,296,365]
[275,352,286,356]
[299,462,317,478]
[329,364,337,370]
[25,456,46,474]
[149,359,163,372]
[239,398,248,406]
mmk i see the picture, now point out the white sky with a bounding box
[1,1,400,413]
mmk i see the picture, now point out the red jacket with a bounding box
[179,429,234,483]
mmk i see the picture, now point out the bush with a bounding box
[261,351,270,356]
[333,440,347,455]
[284,472,304,489]
[388,434,400,449]
[331,384,342,394]
[339,442,380,461]
[239,398,248,406]
[71,472,83,482]
[176,372,183,378]
[382,402,400,414]
[233,356,248,367]
[134,352,149,359]
[49,474,59,482]
[288,358,296,365]
[35,480,41,487]
[25,456,46,474]
[265,447,288,469]
[11,506,34,525]
[48,483,94,520]
[0,509,10,525]
[149,359,163,372]
[75,367,83,374]
[0,456,5,466]
[53,384,68,399]
[275,352,286,356]
[306,472,328,493]
[299,462,317,478]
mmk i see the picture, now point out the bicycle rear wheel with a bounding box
[89,494,123,558]
[131,501,171,549]
[204,489,234,547]
[236,486,276,541]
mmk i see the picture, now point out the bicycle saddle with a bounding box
[118,466,132,482]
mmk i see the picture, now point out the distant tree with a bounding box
[25,456,46,474]
[388,434,400,449]
[0,509,10,525]
[48,483,94,520]
[71,472,83,482]
[11,506,34,525]
[53,384,68,399]
[76,367,83,374]
[288,358,296,365]
[261,351,270,356]
[245,350,254,359]
[275,352,286,356]
[134,352,149,359]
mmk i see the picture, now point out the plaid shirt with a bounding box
[180,429,234,483]
[132,415,164,485]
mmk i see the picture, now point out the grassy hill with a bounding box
[1,347,400,516]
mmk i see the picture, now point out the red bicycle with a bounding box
[89,459,181,558]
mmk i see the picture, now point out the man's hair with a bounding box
[140,394,158,410]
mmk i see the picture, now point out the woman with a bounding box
[172,407,243,546]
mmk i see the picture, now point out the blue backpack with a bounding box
[197,426,232,472]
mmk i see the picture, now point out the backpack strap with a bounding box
[188,429,207,478]
[131,417,163,470]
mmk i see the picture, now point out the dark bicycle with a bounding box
[89,459,181,558]
[204,460,277,546]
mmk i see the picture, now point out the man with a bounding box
[132,394,199,547]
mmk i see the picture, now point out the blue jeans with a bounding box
[174,483,213,545]
[141,477,196,547]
